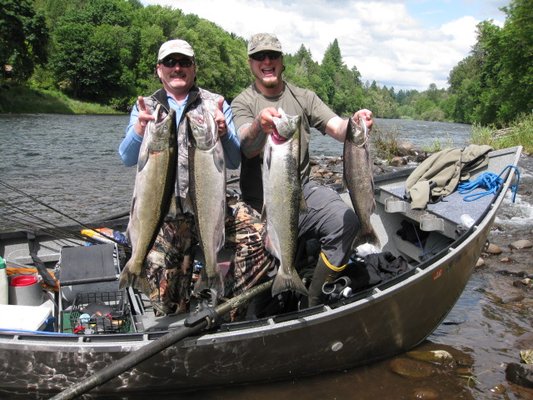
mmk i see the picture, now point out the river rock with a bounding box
[513,278,532,288]
[389,357,435,378]
[397,141,417,156]
[521,350,533,364]
[510,239,533,250]
[390,156,408,166]
[505,362,533,388]
[499,256,512,263]
[406,350,454,366]
[412,387,440,399]
[515,332,533,349]
[486,243,503,255]
[475,257,485,268]
[489,384,507,394]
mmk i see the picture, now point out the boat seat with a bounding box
[58,243,120,305]
[377,183,492,239]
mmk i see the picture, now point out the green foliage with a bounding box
[2,0,530,130]
[471,112,533,154]
[372,125,400,162]
[0,83,119,113]
[0,0,48,82]
[448,0,532,126]
[173,17,250,101]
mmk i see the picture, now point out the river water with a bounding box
[0,115,531,399]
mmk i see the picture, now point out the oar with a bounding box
[50,280,273,400]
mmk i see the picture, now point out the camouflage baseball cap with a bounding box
[247,33,283,55]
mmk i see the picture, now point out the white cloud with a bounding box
[143,0,506,91]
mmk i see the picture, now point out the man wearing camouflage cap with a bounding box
[232,33,375,308]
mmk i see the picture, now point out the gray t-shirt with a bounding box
[231,81,336,210]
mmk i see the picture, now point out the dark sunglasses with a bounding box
[250,51,282,62]
[161,58,194,68]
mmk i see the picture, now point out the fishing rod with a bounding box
[0,179,126,246]
[0,199,87,245]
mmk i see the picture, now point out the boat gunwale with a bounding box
[0,147,522,347]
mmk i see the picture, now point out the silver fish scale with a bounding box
[263,111,308,296]
[343,117,379,248]
[187,107,226,295]
[119,106,177,289]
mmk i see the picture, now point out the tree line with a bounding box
[1,0,530,126]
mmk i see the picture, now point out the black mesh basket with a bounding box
[70,291,130,334]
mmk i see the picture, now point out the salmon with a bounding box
[119,106,177,289]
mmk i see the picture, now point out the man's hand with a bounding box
[135,96,155,136]
[353,109,373,132]
[239,107,281,158]
[215,97,228,137]
[255,107,281,136]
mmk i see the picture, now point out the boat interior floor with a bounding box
[54,178,492,333]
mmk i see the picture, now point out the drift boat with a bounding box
[0,146,522,397]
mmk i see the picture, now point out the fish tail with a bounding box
[118,268,133,289]
[209,273,225,299]
[118,261,141,289]
[272,267,308,297]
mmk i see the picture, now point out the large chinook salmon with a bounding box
[343,116,380,254]
[262,108,308,297]
[187,106,226,297]
[119,106,177,289]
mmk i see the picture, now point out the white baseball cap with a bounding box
[158,39,195,61]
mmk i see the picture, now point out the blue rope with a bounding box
[458,164,520,202]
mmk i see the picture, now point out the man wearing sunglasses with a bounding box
[232,33,374,308]
[118,39,240,316]
[120,39,239,168]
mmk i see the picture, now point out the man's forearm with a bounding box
[238,117,267,158]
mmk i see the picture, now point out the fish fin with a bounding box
[299,192,307,213]
[133,276,151,295]
[137,151,148,173]
[118,258,144,289]
[182,195,194,215]
[271,267,308,297]
[208,272,225,299]
[167,195,178,218]
[118,266,134,289]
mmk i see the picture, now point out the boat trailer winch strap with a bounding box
[458,165,520,202]
[49,279,273,400]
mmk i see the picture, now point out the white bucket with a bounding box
[9,275,43,306]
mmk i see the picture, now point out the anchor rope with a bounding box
[458,164,520,202]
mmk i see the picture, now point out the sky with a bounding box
[142,0,508,91]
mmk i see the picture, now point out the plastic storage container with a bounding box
[69,291,130,334]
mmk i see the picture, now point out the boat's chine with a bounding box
[0,146,522,394]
